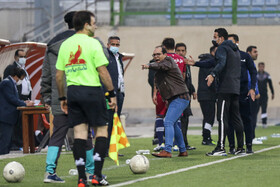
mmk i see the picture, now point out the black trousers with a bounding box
[0,122,14,155]
[257,95,268,125]
[180,103,192,147]
[250,99,259,139]
[199,100,215,140]
[216,93,244,150]
[228,97,252,148]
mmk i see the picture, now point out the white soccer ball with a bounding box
[3,161,25,183]
[129,155,149,174]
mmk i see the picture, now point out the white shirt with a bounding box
[16,62,32,95]
[114,53,125,93]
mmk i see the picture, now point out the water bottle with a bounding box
[136,150,150,155]
[69,169,78,175]
[258,136,268,141]
[126,159,131,164]
[271,133,280,138]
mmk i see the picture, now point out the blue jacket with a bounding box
[0,76,26,125]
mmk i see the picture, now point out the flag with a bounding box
[109,113,130,165]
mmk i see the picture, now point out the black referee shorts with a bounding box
[67,85,108,128]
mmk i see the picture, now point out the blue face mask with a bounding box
[110,46,119,54]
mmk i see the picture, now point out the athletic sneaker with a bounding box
[235,148,246,155]
[186,145,196,150]
[252,138,263,144]
[246,146,254,154]
[206,148,227,156]
[43,172,65,183]
[78,178,89,187]
[153,143,165,152]
[172,145,179,152]
[202,139,216,146]
[86,173,107,183]
[262,124,267,129]
[228,148,235,155]
[91,175,109,186]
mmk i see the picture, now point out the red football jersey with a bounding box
[167,53,186,74]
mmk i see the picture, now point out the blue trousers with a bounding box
[164,98,189,153]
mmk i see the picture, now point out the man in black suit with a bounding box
[105,36,125,153]
[0,67,34,155]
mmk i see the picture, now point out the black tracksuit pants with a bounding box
[228,97,252,148]
[216,93,244,150]
[199,100,215,140]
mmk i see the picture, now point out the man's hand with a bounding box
[60,100,68,114]
[108,97,117,109]
[192,92,197,100]
[206,74,214,87]
[248,89,255,101]
[45,104,51,110]
[256,94,260,99]
[272,94,275,100]
[141,64,149,70]
[185,55,196,66]
[25,100,34,107]
[152,94,158,105]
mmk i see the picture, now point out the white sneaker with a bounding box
[252,138,263,144]
[154,144,165,151]
[172,145,179,152]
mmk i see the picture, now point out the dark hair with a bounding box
[228,34,239,42]
[210,46,216,54]
[258,62,265,66]
[175,43,187,50]
[155,45,167,54]
[64,11,76,29]
[10,67,26,78]
[15,49,24,57]
[162,38,175,50]
[214,28,228,40]
[73,11,95,32]
[108,36,120,43]
[246,45,257,53]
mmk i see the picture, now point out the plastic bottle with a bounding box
[271,133,280,138]
[136,150,150,155]
[69,169,78,175]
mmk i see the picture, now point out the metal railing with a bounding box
[110,0,280,26]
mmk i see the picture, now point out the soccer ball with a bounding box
[3,161,25,183]
[129,155,149,174]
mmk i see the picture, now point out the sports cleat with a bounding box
[78,178,89,187]
[172,145,179,152]
[153,143,165,152]
[43,172,65,183]
[186,145,196,150]
[86,173,107,183]
[246,146,254,154]
[206,148,227,156]
[235,148,246,155]
[228,148,235,155]
[92,175,109,186]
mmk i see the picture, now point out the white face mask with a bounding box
[16,79,23,85]
[18,58,26,66]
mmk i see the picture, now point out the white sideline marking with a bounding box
[110,145,280,187]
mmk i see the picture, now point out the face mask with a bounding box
[212,39,218,47]
[18,58,26,66]
[110,46,119,54]
[16,79,23,86]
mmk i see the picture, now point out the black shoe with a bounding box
[118,154,124,157]
[152,138,159,145]
[78,178,89,187]
[235,148,246,155]
[228,147,235,155]
[186,145,196,150]
[206,147,227,156]
[246,145,254,154]
[202,139,216,146]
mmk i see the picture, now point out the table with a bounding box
[17,106,49,154]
